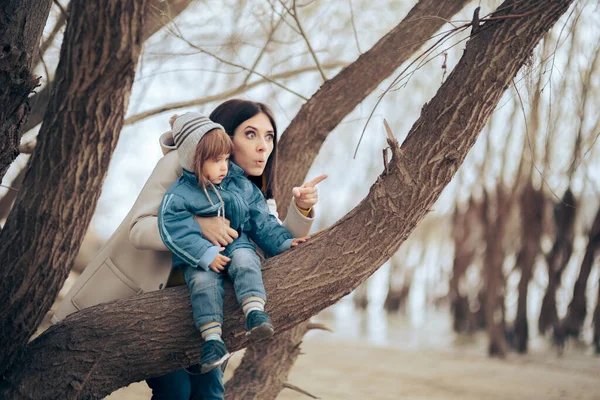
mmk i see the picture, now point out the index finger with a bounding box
[303,174,328,188]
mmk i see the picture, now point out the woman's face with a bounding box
[231,112,275,176]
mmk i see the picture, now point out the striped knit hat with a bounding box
[170,112,225,172]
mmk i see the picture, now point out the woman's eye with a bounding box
[245,131,255,139]
[266,134,274,141]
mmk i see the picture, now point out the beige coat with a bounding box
[52,133,314,323]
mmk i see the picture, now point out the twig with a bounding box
[348,0,362,54]
[242,12,286,85]
[353,23,472,158]
[511,81,563,204]
[282,382,320,399]
[0,185,19,192]
[268,0,301,35]
[306,322,333,332]
[279,0,327,82]
[53,0,68,19]
[171,28,308,101]
[36,8,67,66]
[124,62,345,125]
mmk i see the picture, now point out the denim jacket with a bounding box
[158,162,293,271]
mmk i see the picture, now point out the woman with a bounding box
[52,99,325,399]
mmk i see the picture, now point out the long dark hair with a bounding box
[210,99,278,199]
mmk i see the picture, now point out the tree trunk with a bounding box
[0,0,574,397]
[275,0,473,213]
[450,197,482,333]
[538,189,576,335]
[513,183,544,353]
[0,0,52,181]
[353,282,370,310]
[384,255,413,313]
[0,0,147,379]
[482,188,510,357]
[224,323,309,400]
[560,206,600,338]
[22,0,193,135]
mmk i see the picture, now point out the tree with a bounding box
[0,1,574,397]
[0,0,52,181]
[0,0,147,379]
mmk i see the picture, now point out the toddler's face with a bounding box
[202,154,229,184]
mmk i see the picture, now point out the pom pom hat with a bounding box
[170,112,225,172]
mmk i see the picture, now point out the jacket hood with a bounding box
[159,131,176,156]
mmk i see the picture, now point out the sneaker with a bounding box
[200,340,231,374]
[245,310,275,341]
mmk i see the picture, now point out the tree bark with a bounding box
[0,0,52,181]
[275,0,472,216]
[22,0,193,135]
[0,0,147,379]
[560,206,600,338]
[513,182,544,353]
[0,0,574,397]
[538,189,576,334]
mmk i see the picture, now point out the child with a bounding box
[158,112,306,374]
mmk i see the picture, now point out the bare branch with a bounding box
[282,383,320,399]
[170,27,309,100]
[347,0,362,54]
[36,7,67,66]
[306,322,333,332]
[279,0,327,81]
[242,12,286,85]
[124,62,345,125]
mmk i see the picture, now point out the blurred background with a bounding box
[2,0,599,398]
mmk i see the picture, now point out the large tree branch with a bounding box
[0,0,147,379]
[0,0,52,181]
[22,0,193,135]
[0,1,573,397]
[275,0,472,216]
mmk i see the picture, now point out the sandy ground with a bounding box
[107,338,600,400]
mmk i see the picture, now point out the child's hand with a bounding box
[290,236,309,247]
[209,252,230,273]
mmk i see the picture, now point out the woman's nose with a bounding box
[257,138,267,152]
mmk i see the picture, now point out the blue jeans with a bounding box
[182,248,267,329]
[146,365,224,400]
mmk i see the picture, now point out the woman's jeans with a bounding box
[146,365,224,400]
[182,248,267,328]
